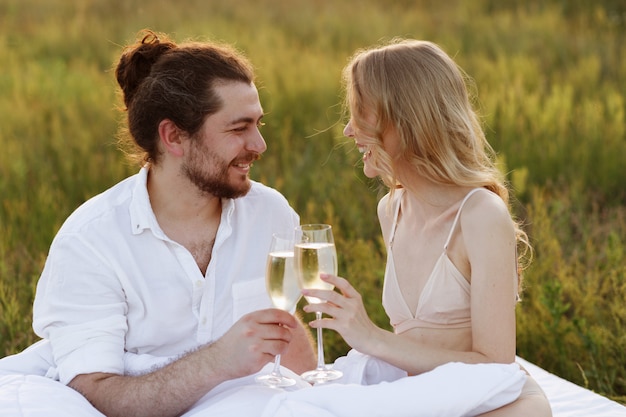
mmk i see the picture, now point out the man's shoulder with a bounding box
[245,181,290,203]
[58,175,138,234]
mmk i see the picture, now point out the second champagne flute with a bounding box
[294,224,343,384]
[255,232,302,388]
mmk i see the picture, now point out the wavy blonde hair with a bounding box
[342,38,531,281]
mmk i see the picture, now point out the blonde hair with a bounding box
[342,38,531,280]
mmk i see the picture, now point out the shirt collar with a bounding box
[129,166,160,236]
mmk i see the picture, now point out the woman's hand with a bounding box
[302,273,381,353]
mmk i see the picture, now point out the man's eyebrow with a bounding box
[227,114,265,126]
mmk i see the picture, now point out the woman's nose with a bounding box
[343,119,355,137]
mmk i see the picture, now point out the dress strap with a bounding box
[389,189,404,246]
[443,188,485,250]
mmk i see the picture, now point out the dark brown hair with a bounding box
[115,30,255,164]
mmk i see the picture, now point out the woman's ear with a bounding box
[158,119,185,158]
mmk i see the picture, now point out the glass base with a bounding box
[301,366,343,384]
[255,372,297,388]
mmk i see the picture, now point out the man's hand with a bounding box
[207,308,299,379]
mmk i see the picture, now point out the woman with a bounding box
[302,39,552,416]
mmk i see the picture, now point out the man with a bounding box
[2,30,315,417]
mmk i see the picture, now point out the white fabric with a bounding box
[260,362,526,417]
[2,352,624,416]
[332,348,408,384]
[0,375,105,417]
[180,354,526,417]
[30,166,299,384]
[0,351,526,417]
[516,356,626,417]
[0,341,54,378]
[0,339,174,379]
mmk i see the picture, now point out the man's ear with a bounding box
[158,119,185,158]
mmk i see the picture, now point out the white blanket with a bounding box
[0,374,105,417]
[258,359,526,417]
[2,340,625,416]
[0,345,526,417]
[516,357,626,417]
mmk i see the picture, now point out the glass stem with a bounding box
[315,311,325,370]
[272,354,282,375]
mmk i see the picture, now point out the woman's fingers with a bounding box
[301,274,359,302]
[300,275,378,353]
[321,274,360,297]
[302,299,338,316]
[301,277,362,317]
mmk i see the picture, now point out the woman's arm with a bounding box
[303,274,496,375]
[303,192,519,374]
[462,191,518,363]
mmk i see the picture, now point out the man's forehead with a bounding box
[211,82,263,122]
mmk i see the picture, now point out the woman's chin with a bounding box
[363,166,379,178]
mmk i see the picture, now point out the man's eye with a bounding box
[257,121,266,128]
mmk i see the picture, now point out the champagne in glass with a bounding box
[266,250,301,312]
[294,224,343,384]
[255,233,301,388]
[296,242,336,304]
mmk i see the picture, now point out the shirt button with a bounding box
[201,317,207,325]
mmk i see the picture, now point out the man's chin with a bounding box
[231,184,251,199]
[195,178,251,200]
[222,177,252,199]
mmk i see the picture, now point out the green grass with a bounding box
[0,0,624,403]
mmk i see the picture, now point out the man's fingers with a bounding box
[250,308,298,328]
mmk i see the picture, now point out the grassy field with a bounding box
[1,0,625,403]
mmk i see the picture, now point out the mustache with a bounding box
[233,152,261,164]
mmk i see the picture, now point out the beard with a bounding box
[181,140,257,199]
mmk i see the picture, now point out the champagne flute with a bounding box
[294,224,343,384]
[255,232,302,388]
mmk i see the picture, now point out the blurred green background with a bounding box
[0,0,624,403]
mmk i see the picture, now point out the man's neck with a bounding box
[147,163,222,230]
[146,163,223,274]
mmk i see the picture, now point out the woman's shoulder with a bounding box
[463,188,509,215]
[460,188,514,236]
[376,188,402,220]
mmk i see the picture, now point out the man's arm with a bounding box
[69,309,299,417]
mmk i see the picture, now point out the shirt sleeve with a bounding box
[33,233,128,385]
